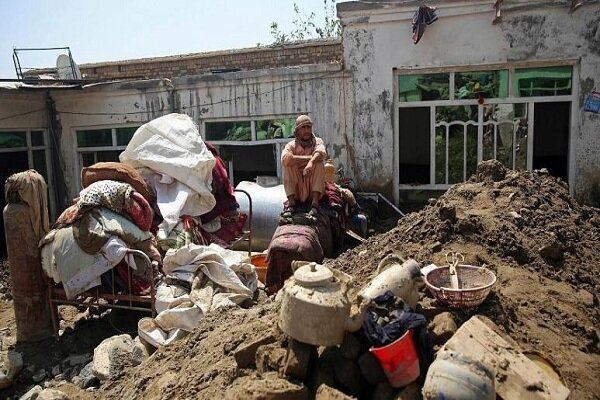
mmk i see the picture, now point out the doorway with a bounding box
[533,102,570,181]
[0,151,30,257]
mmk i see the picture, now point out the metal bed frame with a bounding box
[46,189,253,337]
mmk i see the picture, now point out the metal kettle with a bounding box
[279,261,352,346]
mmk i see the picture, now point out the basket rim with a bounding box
[423,264,497,293]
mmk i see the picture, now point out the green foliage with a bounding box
[271,0,341,45]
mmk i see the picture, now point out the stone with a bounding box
[234,334,276,368]
[429,312,458,345]
[539,242,563,262]
[36,389,69,400]
[76,362,99,389]
[281,339,316,381]
[438,204,456,223]
[32,369,47,383]
[339,334,362,361]
[578,289,595,307]
[132,337,150,366]
[429,241,443,253]
[475,159,507,182]
[51,365,61,377]
[66,354,91,367]
[224,372,308,400]
[0,350,23,389]
[92,334,135,380]
[334,358,368,397]
[315,384,355,400]
[18,385,42,400]
[255,343,286,373]
[427,198,437,206]
[357,352,387,386]
[305,347,339,391]
[394,381,422,400]
[372,382,394,400]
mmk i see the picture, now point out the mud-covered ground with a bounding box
[1,161,599,399]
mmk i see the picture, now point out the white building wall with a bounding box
[47,64,352,200]
[339,0,600,203]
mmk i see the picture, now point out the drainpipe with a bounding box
[45,91,68,213]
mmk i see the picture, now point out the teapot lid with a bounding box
[294,262,334,287]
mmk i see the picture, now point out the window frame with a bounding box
[74,125,140,188]
[201,114,303,183]
[393,59,579,203]
[0,129,54,217]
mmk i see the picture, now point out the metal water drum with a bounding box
[234,181,287,252]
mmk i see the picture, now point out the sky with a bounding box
[0,0,338,78]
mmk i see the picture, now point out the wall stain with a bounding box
[503,15,548,60]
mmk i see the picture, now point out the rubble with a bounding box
[2,161,600,399]
[92,334,136,380]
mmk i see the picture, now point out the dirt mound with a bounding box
[331,161,600,296]
[44,162,600,399]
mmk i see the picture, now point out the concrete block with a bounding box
[315,384,355,400]
[255,343,286,373]
[92,334,135,380]
[340,334,362,361]
[334,358,368,398]
[357,352,387,386]
[233,334,276,368]
[429,312,458,345]
[281,340,317,381]
[225,372,308,400]
[18,385,42,400]
[394,381,421,400]
[372,382,394,400]
[37,389,69,400]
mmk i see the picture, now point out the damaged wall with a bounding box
[44,64,351,200]
[338,0,600,203]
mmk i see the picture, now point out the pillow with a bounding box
[81,162,155,203]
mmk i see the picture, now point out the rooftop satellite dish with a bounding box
[56,53,82,80]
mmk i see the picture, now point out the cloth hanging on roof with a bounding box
[412,5,438,44]
[4,170,49,241]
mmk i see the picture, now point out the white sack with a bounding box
[119,113,216,216]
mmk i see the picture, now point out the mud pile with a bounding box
[331,160,600,298]
[88,161,600,399]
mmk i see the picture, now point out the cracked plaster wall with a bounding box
[340,2,600,203]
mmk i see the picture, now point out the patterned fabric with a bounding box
[78,180,134,214]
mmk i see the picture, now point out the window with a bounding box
[76,126,140,168]
[396,64,575,191]
[515,66,572,97]
[0,130,53,254]
[202,115,302,185]
[399,73,450,102]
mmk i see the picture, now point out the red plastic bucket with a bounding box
[369,329,420,388]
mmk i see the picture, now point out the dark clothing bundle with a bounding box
[412,5,438,44]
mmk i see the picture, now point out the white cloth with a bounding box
[138,243,258,347]
[40,230,128,299]
[150,174,208,239]
[119,113,216,224]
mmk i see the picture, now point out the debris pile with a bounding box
[2,160,600,399]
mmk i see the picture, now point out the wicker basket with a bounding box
[424,264,496,308]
